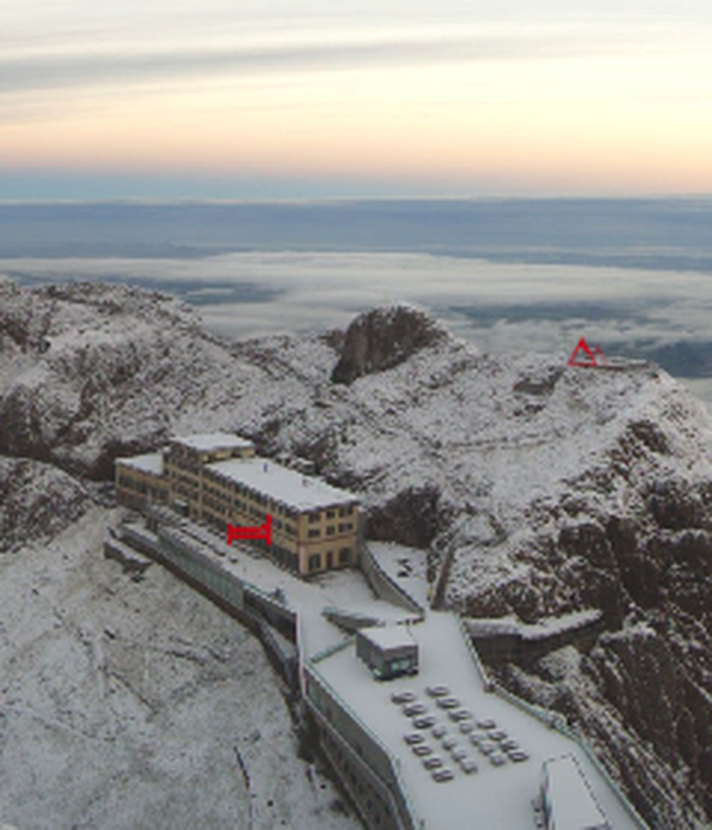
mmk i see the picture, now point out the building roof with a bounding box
[117,452,164,476]
[209,457,359,512]
[315,613,641,830]
[171,433,254,452]
[543,754,610,830]
[359,624,417,651]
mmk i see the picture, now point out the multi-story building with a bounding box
[115,452,170,509]
[115,433,360,577]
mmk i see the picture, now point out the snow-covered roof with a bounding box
[128,510,643,830]
[315,612,642,830]
[209,458,359,512]
[172,433,254,452]
[359,624,417,651]
[543,754,610,830]
[117,452,164,476]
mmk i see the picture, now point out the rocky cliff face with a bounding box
[1,280,711,827]
[331,305,447,384]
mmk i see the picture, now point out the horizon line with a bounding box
[2,193,712,208]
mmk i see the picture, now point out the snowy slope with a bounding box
[0,508,360,830]
[1,281,711,826]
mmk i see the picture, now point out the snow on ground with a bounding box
[160,517,412,657]
[145,515,643,830]
[367,541,430,606]
[0,508,361,830]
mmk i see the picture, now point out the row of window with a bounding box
[320,726,390,829]
[117,475,168,501]
[202,500,298,538]
[308,505,356,523]
[203,496,228,515]
[307,522,354,539]
[168,471,199,492]
[166,453,199,471]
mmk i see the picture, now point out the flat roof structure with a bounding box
[172,433,254,452]
[543,754,610,830]
[359,624,417,651]
[314,613,641,830]
[128,509,646,830]
[117,452,164,475]
[210,458,359,512]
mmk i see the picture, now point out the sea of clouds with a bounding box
[4,249,711,409]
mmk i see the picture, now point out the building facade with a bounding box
[115,452,170,509]
[115,433,360,577]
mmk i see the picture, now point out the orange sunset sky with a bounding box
[3,0,712,199]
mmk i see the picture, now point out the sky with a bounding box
[2,1,712,200]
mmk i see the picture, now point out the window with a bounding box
[309,554,321,571]
[338,523,353,533]
[326,526,335,536]
[339,548,351,564]
[326,509,336,519]
[308,528,320,539]
[308,512,320,523]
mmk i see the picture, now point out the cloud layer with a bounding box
[2,30,640,97]
[4,249,711,410]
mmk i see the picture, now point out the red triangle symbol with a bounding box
[568,337,598,367]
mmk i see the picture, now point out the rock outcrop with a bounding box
[0,455,90,552]
[331,305,448,384]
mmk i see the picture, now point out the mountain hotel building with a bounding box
[115,433,360,577]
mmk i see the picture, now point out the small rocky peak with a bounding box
[331,305,448,384]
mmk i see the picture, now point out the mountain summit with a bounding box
[1,280,710,827]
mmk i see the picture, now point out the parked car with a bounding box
[437,696,460,709]
[509,750,529,763]
[426,685,450,698]
[431,724,448,739]
[449,708,473,722]
[458,722,474,734]
[413,744,433,757]
[391,690,416,704]
[403,732,425,745]
[460,757,479,774]
[432,767,455,782]
[423,755,444,770]
[403,702,427,717]
[413,715,436,729]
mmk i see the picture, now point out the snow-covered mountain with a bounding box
[1,279,711,828]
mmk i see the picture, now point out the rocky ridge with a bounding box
[1,281,711,828]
